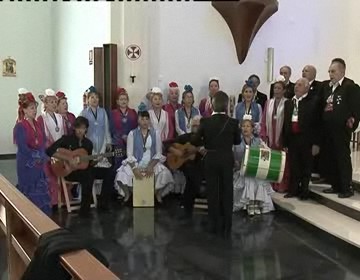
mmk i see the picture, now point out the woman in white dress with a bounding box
[37,88,65,207]
[175,85,200,135]
[115,106,174,203]
[148,88,170,141]
[233,117,275,216]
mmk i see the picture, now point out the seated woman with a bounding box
[56,91,76,135]
[234,81,262,135]
[233,117,274,216]
[115,104,174,203]
[148,88,171,141]
[175,85,200,135]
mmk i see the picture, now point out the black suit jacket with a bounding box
[282,94,320,148]
[238,90,267,110]
[321,77,360,130]
[194,114,240,163]
[308,80,322,99]
[270,81,295,99]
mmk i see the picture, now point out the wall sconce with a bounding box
[130,74,136,83]
[266,47,274,82]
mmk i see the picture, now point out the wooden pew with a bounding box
[0,175,119,280]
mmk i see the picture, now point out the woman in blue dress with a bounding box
[13,89,51,215]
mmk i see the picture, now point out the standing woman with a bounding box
[14,89,51,215]
[199,77,219,117]
[110,87,138,170]
[234,82,262,135]
[163,82,181,139]
[148,88,170,141]
[175,85,200,135]
[37,88,65,208]
[80,86,113,210]
[260,81,289,192]
[56,91,76,135]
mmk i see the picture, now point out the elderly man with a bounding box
[321,58,360,198]
[283,78,320,200]
[302,65,322,98]
[270,65,295,99]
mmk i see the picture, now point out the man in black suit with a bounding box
[270,66,295,99]
[238,74,267,110]
[192,91,240,237]
[283,78,320,200]
[321,58,360,198]
[301,64,324,183]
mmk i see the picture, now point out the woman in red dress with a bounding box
[110,87,138,170]
[56,91,76,135]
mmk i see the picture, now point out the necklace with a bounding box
[26,118,39,145]
[49,112,59,132]
[184,107,192,129]
[120,107,128,124]
[91,107,98,125]
[155,109,162,123]
[141,129,149,153]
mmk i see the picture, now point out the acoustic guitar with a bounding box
[167,142,197,170]
[51,148,124,177]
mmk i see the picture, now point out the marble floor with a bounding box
[2,159,360,279]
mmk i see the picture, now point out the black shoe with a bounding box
[323,188,337,194]
[338,191,354,199]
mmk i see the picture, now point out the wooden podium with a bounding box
[133,176,155,237]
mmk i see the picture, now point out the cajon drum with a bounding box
[133,175,155,207]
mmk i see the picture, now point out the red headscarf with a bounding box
[115,87,128,99]
[17,92,36,122]
[56,91,66,100]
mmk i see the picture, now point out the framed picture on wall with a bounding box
[2,57,16,77]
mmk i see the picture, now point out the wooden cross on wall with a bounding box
[212,0,279,64]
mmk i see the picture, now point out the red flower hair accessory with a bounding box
[56,91,66,100]
[169,82,178,88]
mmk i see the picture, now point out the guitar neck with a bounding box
[80,152,114,161]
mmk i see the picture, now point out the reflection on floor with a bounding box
[2,158,360,279]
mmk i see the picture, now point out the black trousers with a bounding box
[322,123,352,193]
[181,160,203,214]
[204,153,234,233]
[288,133,312,195]
[65,167,115,213]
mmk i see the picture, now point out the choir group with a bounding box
[13,57,360,236]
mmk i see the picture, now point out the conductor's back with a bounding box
[195,91,240,238]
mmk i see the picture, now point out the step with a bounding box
[310,184,360,221]
[271,192,360,248]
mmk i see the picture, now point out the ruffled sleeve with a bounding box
[152,130,166,162]
[123,130,137,165]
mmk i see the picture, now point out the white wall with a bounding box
[0,2,53,155]
[52,2,111,116]
[148,0,360,103]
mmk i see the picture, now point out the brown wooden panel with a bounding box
[93,47,104,107]
[0,175,120,280]
[103,43,118,111]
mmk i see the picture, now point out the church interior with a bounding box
[1,1,360,279]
